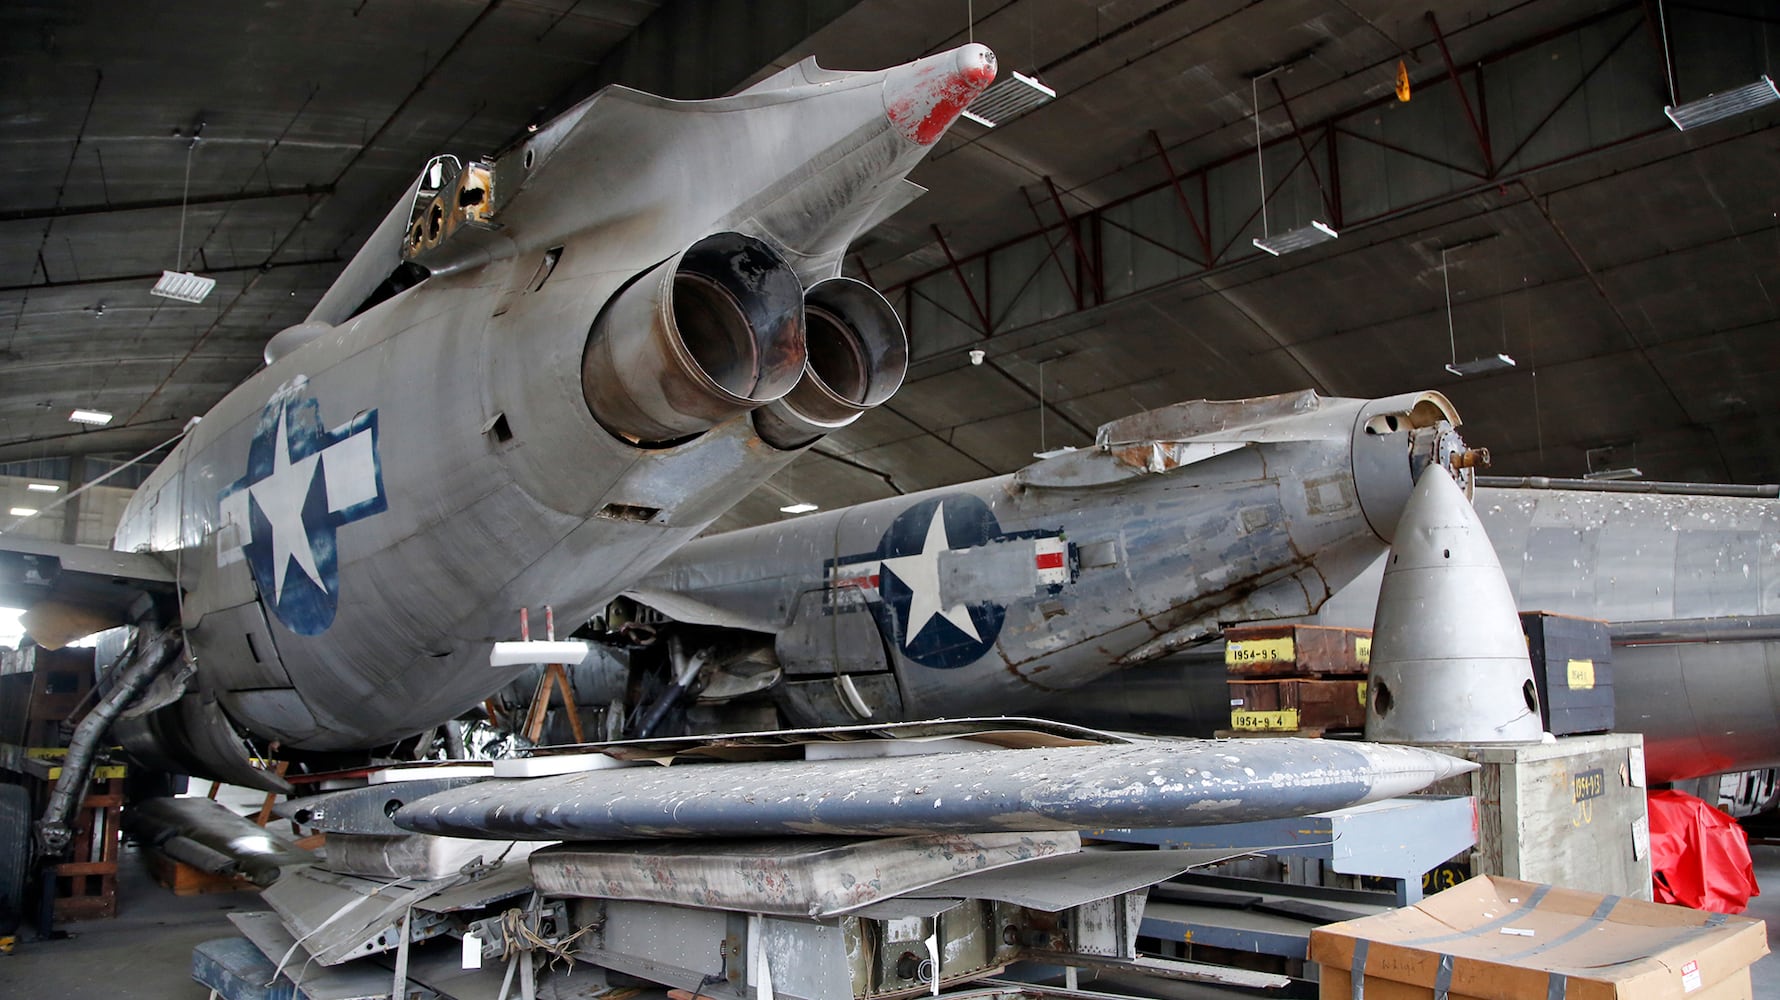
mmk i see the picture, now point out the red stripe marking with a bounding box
[1035,552,1065,570]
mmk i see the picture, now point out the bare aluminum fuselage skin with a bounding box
[104,46,996,758]
[1477,487,1780,781]
[631,391,1465,724]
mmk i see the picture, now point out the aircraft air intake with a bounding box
[582,232,806,444]
[756,278,908,449]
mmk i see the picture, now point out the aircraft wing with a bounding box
[0,538,175,649]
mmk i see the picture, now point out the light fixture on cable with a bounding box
[961,71,1056,127]
[1655,2,1779,129]
[150,120,218,304]
[1437,240,1516,376]
[1583,444,1642,482]
[1249,69,1338,256]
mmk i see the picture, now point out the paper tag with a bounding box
[461,932,482,970]
[1628,747,1647,788]
[1566,659,1595,690]
[1681,960,1701,993]
[1501,928,1535,937]
[1632,815,1650,861]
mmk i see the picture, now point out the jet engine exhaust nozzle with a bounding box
[756,277,908,449]
[583,232,806,444]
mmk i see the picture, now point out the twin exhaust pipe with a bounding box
[581,232,906,448]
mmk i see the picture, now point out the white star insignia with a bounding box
[248,408,325,603]
[879,502,981,647]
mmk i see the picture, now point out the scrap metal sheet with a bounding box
[260,865,449,966]
[228,910,400,1000]
[909,848,1250,911]
[531,831,1079,917]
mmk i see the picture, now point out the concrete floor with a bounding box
[3,840,1779,998]
[0,841,262,998]
[1745,844,1780,1000]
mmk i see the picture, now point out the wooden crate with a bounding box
[1422,732,1651,900]
[1224,624,1371,677]
[49,771,123,921]
[0,646,95,747]
[1227,678,1368,732]
[1520,611,1614,736]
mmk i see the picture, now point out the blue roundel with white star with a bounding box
[873,496,1006,669]
[217,379,388,636]
[822,494,1073,670]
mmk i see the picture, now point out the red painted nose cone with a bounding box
[884,44,998,145]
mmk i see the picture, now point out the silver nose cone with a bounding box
[1365,464,1545,744]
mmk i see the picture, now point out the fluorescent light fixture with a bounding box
[779,502,819,514]
[960,70,1056,127]
[26,483,59,493]
[1254,220,1339,256]
[1665,76,1780,130]
[8,507,36,518]
[149,269,217,304]
[69,408,113,426]
[1445,353,1518,376]
[1583,467,1643,482]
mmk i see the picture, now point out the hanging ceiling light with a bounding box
[149,120,216,304]
[1247,72,1337,257]
[1665,76,1780,130]
[1437,244,1515,376]
[961,71,1056,127]
[68,408,113,426]
[779,502,818,515]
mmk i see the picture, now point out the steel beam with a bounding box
[1148,130,1213,264]
[1270,79,1335,223]
[1426,11,1497,177]
[0,186,333,224]
[931,224,993,337]
[1043,177,1104,303]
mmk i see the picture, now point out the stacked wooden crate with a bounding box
[1222,624,1372,737]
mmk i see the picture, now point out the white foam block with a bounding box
[493,753,636,778]
[489,641,590,667]
[367,763,494,784]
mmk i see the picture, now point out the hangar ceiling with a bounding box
[2,0,1777,534]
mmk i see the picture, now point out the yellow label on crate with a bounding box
[1225,637,1295,665]
[1567,659,1596,690]
[1357,681,1368,706]
[46,765,126,781]
[1354,636,1371,664]
[1230,708,1300,731]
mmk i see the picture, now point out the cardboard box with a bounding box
[1310,875,1767,1000]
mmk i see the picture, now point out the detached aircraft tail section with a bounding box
[2,44,997,819]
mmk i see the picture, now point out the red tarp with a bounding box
[1647,789,1760,913]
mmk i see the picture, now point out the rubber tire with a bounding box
[0,782,29,936]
